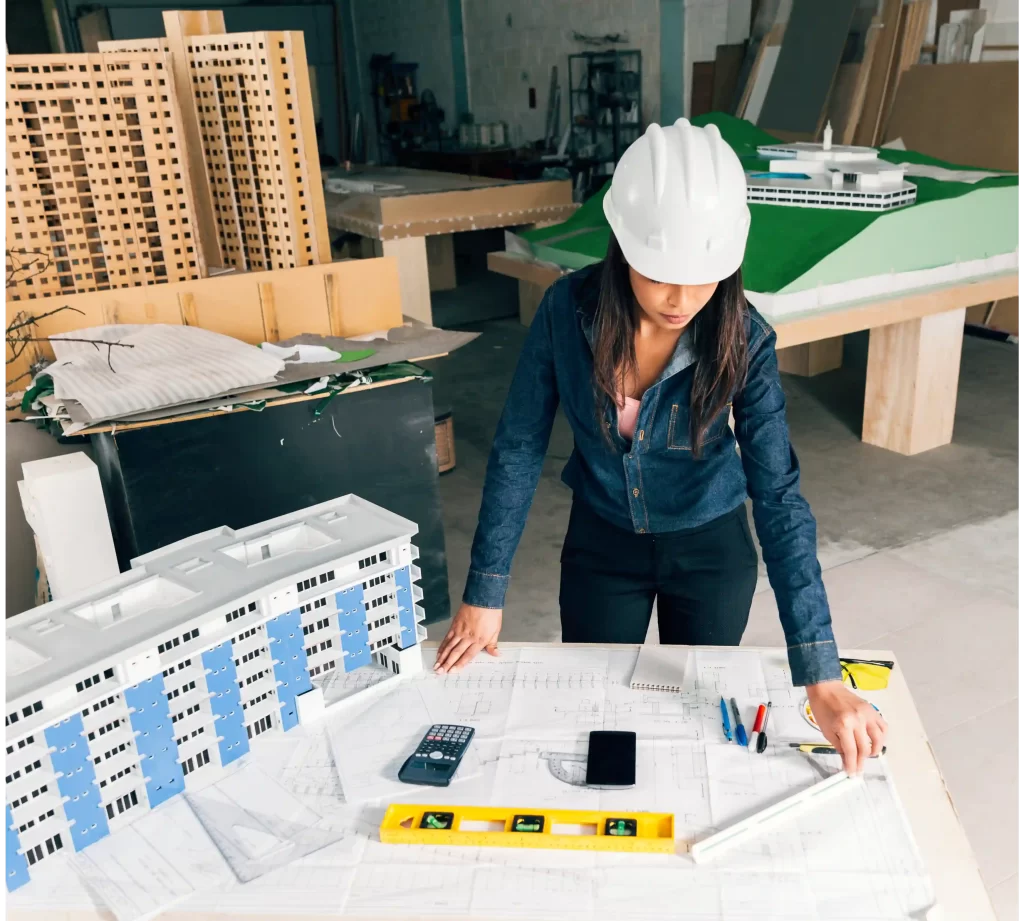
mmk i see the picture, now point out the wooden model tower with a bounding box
[5,52,203,301]
[99,12,331,273]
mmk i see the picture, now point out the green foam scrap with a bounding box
[335,348,376,362]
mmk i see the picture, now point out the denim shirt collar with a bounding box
[578,299,699,387]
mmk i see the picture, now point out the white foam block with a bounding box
[295,687,326,724]
[19,452,119,600]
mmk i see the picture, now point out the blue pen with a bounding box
[730,698,748,747]
[720,697,733,742]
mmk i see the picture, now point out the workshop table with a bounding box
[488,251,1019,456]
[79,375,452,624]
[4,642,994,921]
[324,168,577,325]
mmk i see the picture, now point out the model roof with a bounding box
[6,495,416,721]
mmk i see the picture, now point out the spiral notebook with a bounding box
[629,645,687,692]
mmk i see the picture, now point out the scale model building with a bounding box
[746,122,918,211]
[4,494,425,891]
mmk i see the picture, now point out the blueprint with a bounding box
[7,646,935,921]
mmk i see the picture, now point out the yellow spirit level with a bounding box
[380,804,676,854]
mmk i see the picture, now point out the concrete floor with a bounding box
[424,292,1018,920]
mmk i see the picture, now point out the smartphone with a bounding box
[585,730,636,788]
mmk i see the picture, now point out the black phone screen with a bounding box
[585,730,636,787]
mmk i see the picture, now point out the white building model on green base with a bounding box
[746,122,918,211]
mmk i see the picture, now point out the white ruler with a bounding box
[690,770,862,863]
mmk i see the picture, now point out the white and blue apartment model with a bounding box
[4,495,425,891]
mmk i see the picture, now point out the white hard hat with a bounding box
[603,118,750,285]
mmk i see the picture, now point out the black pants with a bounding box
[559,499,759,645]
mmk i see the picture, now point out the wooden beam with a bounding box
[776,338,844,376]
[178,292,198,327]
[378,236,433,324]
[772,273,1018,348]
[162,10,226,271]
[258,282,279,342]
[863,308,966,455]
[852,0,903,146]
[838,16,882,145]
[485,254,1018,349]
[487,251,563,287]
[426,234,458,291]
[518,281,546,326]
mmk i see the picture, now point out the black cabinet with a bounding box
[90,378,450,624]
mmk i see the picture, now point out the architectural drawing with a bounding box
[4,494,424,892]
[7,646,934,921]
[746,122,918,212]
[184,764,345,882]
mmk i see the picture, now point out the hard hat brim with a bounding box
[604,194,746,286]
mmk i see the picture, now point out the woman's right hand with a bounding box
[433,604,502,674]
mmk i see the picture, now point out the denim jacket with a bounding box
[464,264,841,687]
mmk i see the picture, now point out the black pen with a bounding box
[756,701,771,753]
[791,742,887,757]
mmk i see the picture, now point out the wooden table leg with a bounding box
[518,280,546,326]
[776,337,844,376]
[373,236,432,324]
[426,234,457,292]
[862,308,966,455]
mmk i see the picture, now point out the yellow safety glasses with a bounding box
[840,657,894,691]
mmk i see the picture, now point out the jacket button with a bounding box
[638,528,646,534]
[632,488,639,497]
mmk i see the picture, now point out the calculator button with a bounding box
[429,751,444,760]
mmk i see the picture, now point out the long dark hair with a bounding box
[591,234,748,456]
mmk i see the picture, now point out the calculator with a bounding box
[398,724,475,787]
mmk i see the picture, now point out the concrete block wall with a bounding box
[342,0,759,158]
[462,0,662,147]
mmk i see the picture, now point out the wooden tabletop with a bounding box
[325,172,578,241]
[324,166,552,197]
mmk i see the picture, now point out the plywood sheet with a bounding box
[884,62,1019,170]
[712,43,747,114]
[5,258,401,387]
[826,64,861,143]
[853,0,903,146]
[691,61,716,118]
[743,45,780,124]
[876,0,932,138]
[757,0,857,133]
[836,17,882,145]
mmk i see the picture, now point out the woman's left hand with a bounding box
[805,680,888,775]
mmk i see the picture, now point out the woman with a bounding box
[435,119,886,774]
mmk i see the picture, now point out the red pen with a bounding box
[749,703,767,749]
